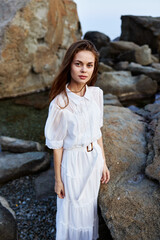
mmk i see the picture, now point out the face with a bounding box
[70,50,95,85]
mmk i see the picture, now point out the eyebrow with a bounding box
[74,60,94,64]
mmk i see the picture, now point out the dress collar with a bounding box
[66,83,91,105]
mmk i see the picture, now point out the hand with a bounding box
[101,162,110,184]
[55,180,65,199]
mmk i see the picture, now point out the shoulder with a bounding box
[88,86,103,96]
[49,92,67,111]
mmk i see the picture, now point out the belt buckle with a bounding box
[87,142,93,152]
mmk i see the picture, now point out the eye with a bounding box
[75,62,80,66]
[87,64,93,68]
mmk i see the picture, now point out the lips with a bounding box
[79,75,87,79]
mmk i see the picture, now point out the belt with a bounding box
[63,141,94,152]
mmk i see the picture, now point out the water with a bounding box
[0,91,49,144]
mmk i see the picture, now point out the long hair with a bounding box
[49,40,99,107]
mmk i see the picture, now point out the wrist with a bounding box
[55,177,62,183]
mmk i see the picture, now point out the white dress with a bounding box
[44,83,104,240]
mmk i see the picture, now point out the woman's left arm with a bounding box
[97,136,110,184]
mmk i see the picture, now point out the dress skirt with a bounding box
[55,141,104,240]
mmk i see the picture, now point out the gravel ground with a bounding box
[0,173,112,240]
[0,174,57,240]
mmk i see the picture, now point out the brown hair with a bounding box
[49,39,99,107]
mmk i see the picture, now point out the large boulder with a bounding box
[0,0,81,99]
[152,62,160,70]
[0,151,50,183]
[104,94,122,107]
[144,104,160,182]
[84,31,110,51]
[0,0,29,56]
[127,62,160,85]
[98,62,114,73]
[0,136,43,153]
[100,41,153,66]
[0,196,17,240]
[99,105,160,240]
[96,71,158,101]
[120,15,160,54]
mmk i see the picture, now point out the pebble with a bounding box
[0,174,57,240]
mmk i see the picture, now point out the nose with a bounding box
[81,65,87,72]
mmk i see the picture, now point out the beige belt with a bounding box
[63,141,94,152]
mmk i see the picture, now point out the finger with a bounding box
[101,171,108,184]
[59,193,64,199]
[105,178,109,184]
[101,175,105,183]
[101,172,105,183]
[101,171,105,179]
[61,189,65,198]
[105,172,110,184]
[102,176,106,184]
[57,193,63,199]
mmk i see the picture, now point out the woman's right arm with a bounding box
[54,148,65,199]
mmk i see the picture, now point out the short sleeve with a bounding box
[44,100,67,149]
[98,88,104,128]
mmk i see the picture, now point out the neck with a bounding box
[67,82,86,96]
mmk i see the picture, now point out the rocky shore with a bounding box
[0,174,57,240]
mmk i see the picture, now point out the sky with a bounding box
[74,0,160,40]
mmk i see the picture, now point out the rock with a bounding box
[96,71,158,101]
[98,62,114,73]
[13,90,49,109]
[84,31,110,50]
[100,41,153,66]
[127,105,142,113]
[151,55,159,63]
[0,136,44,153]
[0,196,17,240]
[0,151,50,183]
[114,61,129,70]
[145,145,160,182]
[118,45,153,66]
[0,0,81,99]
[0,0,30,56]
[99,105,160,240]
[155,92,160,104]
[144,104,160,183]
[34,168,55,199]
[110,41,152,65]
[99,45,120,64]
[127,62,160,84]
[116,62,160,85]
[104,94,122,106]
[0,196,16,219]
[120,15,160,54]
[151,62,160,70]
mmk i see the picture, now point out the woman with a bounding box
[44,40,110,240]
